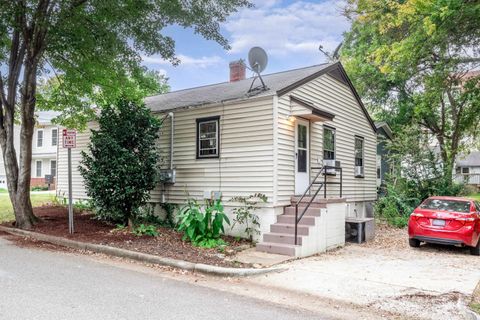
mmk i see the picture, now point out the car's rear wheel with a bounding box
[470,241,480,256]
[409,238,420,248]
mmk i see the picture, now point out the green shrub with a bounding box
[31,186,49,191]
[230,193,267,240]
[79,99,161,226]
[132,224,159,237]
[177,198,230,247]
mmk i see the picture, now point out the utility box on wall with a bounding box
[159,169,176,184]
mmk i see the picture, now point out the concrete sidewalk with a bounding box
[246,243,480,319]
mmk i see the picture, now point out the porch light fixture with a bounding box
[287,113,296,122]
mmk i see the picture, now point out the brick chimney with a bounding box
[229,60,246,82]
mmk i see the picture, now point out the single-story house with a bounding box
[455,151,480,189]
[56,61,377,257]
[375,121,393,190]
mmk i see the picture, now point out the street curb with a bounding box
[0,226,287,277]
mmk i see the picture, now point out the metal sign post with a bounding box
[63,129,76,234]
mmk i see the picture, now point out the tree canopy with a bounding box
[0,0,251,229]
[341,0,480,175]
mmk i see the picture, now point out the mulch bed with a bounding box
[2,206,253,268]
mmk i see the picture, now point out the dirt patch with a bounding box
[2,206,253,268]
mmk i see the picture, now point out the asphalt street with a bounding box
[0,236,322,320]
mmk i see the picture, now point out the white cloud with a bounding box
[142,54,224,68]
[225,0,349,57]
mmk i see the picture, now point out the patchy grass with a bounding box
[0,192,55,223]
[468,193,480,201]
[470,281,480,315]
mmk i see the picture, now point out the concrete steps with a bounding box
[255,242,299,256]
[256,196,347,258]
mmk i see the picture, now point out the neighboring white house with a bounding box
[0,111,59,190]
[57,61,377,257]
[455,151,480,189]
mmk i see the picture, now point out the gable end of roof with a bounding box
[276,62,377,134]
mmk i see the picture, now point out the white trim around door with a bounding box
[295,118,310,195]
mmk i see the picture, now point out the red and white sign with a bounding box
[62,129,76,148]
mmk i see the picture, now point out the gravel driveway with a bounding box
[248,224,480,320]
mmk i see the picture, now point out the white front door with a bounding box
[295,119,309,195]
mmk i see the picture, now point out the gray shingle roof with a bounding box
[145,63,333,112]
[456,151,480,167]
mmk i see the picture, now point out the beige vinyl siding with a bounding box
[276,74,377,204]
[154,96,275,205]
[56,124,98,200]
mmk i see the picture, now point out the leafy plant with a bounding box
[230,193,267,239]
[196,238,227,249]
[73,200,94,213]
[132,224,159,237]
[31,186,49,191]
[79,99,161,227]
[177,198,230,247]
[52,194,67,207]
[160,202,177,228]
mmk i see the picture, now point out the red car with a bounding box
[408,196,480,255]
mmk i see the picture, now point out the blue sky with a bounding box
[141,0,349,91]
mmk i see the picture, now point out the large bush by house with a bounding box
[79,99,161,226]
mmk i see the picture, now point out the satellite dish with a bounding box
[248,47,268,74]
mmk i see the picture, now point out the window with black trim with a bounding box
[354,136,364,177]
[323,126,335,160]
[197,116,220,158]
[462,167,470,174]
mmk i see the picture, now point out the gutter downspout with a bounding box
[161,112,174,204]
[169,112,174,170]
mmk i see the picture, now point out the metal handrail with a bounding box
[294,165,343,245]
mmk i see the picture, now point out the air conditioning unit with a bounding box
[323,160,340,175]
[345,218,375,243]
[355,166,364,177]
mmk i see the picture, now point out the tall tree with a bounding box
[0,0,251,229]
[341,0,480,180]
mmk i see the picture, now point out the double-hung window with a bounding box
[37,130,43,147]
[197,116,220,158]
[36,161,42,177]
[51,128,58,146]
[354,136,364,177]
[323,127,335,160]
[50,160,57,177]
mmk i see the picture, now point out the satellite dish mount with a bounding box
[247,47,268,93]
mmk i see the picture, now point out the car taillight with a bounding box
[455,216,475,222]
[411,213,424,218]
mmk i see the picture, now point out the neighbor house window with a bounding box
[36,161,42,177]
[51,128,58,146]
[196,116,220,158]
[323,126,335,160]
[354,136,364,177]
[50,160,57,177]
[37,130,43,147]
[462,167,470,174]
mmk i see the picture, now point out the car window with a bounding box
[475,201,480,212]
[420,199,471,213]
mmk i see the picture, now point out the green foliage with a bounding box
[132,224,159,237]
[160,202,177,228]
[177,198,230,247]
[229,193,267,239]
[73,200,94,213]
[79,99,161,225]
[375,186,415,228]
[31,186,49,191]
[195,238,227,249]
[52,194,67,207]
[341,0,480,176]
